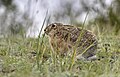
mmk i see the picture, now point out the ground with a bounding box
[0,35,120,77]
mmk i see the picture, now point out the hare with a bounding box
[44,23,98,60]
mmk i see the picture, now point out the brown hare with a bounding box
[44,23,98,60]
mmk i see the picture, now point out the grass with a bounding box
[0,34,120,77]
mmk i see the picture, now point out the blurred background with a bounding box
[0,0,119,37]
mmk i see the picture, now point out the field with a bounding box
[0,34,120,77]
[0,0,120,77]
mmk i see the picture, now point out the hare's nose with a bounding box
[44,29,46,32]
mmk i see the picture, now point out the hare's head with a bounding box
[44,23,63,36]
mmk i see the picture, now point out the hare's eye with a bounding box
[52,24,56,27]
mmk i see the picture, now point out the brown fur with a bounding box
[44,23,98,59]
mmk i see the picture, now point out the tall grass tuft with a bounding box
[36,10,48,69]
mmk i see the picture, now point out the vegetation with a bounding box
[0,32,120,77]
[0,0,120,77]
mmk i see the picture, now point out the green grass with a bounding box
[0,35,120,77]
